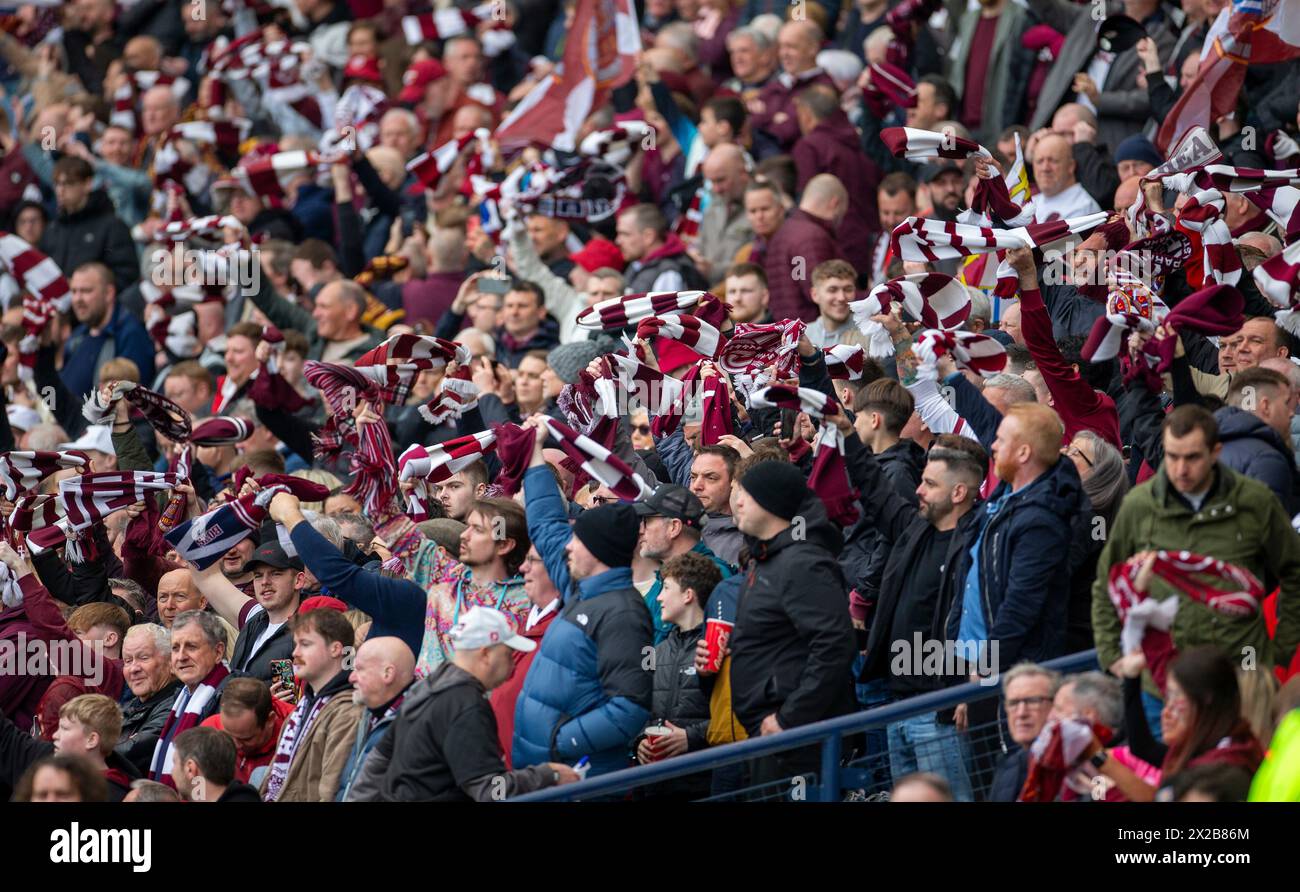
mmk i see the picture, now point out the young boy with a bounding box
[637,552,722,797]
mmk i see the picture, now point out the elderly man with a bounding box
[693,144,754,286]
[116,624,182,775]
[988,663,1060,800]
[722,26,778,98]
[148,610,230,787]
[248,278,383,362]
[1031,133,1102,223]
[749,20,836,152]
[337,637,417,800]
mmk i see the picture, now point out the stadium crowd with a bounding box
[2,0,1300,805]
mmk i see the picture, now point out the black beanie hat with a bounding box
[573,503,641,568]
[739,461,808,521]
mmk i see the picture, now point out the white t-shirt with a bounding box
[1033,182,1102,224]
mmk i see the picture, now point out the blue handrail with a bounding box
[511,649,1100,801]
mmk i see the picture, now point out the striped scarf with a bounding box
[576,290,707,331]
[542,417,652,502]
[399,432,498,518]
[1080,278,1167,363]
[407,130,484,194]
[1164,179,1241,287]
[650,363,733,445]
[262,683,337,802]
[1254,238,1300,335]
[83,381,193,443]
[861,61,916,118]
[749,384,858,525]
[234,150,328,208]
[149,662,229,786]
[58,471,181,562]
[635,313,723,360]
[880,126,991,162]
[0,232,71,383]
[401,4,498,44]
[914,329,1008,378]
[718,319,806,378]
[849,273,970,359]
[1108,550,1262,691]
[825,344,866,380]
[891,213,1108,264]
[0,451,88,501]
[672,186,705,246]
[578,122,655,167]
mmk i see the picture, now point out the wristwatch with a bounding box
[1089,749,1108,771]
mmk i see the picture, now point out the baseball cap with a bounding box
[7,405,40,434]
[633,483,705,529]
[450,607,535,652]
[920,160,963,184]
[241,539,305,574]
[342,54,383,85]
[400,59,447,104]
[1097,15,1147,54]
[59,424,114,456]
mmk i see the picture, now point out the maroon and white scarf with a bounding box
[1165,180,1242,286]
[541,417,652,501]
[0,451,89,501]
[1254,238,1300,335]
[891,213,1108,264]
[1195,164,1300,237]
[1108,550,1262,691]
[825,344,866,380]
[672,187,705,246]
[234,150,329,208]
[401,3,498,44]
[248,324,315,413]
[262,681,338,802]
[635,313,723,360]
[575,291,707,332]
[649,363,733,444]
[398,431,498,518]
[578,121,655,167]
[58,471,181,561]
[718,319,806,378]
[861,61,916,118]
[1080,278,1168,364]
[0,232,71,383]
[748,384,858,525]
[149,662,230,787]
[83,381,194,443]
[849,273,970,359]
[880,126,991,162]
[914,329,1008,378]
[407,130,485,193]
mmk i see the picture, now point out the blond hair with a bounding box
[60,694,124,757]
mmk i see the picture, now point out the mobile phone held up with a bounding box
[269,659,297,704]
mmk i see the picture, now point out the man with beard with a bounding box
[851,428,988,801]
[190,539,307,685]
[59,262,154,400]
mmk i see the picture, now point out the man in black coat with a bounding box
[41,157,139,293]
[365,608,579,801]
[172,727,261,802]
[116,625,183,775]
[728,461,858,786]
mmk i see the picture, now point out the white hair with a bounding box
[302,509,344,549]
[816,50,863,90]
[125,623,170,654]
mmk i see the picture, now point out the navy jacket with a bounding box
[945,458,1086,673]
[1213,406,1299,513]
[61,300,156,401]
[289,524,422,659]
[513,465,653,776]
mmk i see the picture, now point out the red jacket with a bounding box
[490,607,557,768]
[1019,287,1122,449]
[764,208,843,323]
[202,696,294,783]
[792,112,882,274]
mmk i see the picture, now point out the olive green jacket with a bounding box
[1092,464,1300,688]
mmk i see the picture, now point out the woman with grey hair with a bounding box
[1064,430,1130,652]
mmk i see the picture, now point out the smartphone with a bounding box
[269,659,297,703]
[779,407,797,440]
[478,275,511,295]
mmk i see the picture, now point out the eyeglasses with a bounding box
[1005,696,1052,711]
[1064,445,1094,468]
[632,424,651,434]
[590,495,619,506]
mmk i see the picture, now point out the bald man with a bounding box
[1113,175,1141,214]
[749,20,835,151]
[694,144,754,285]
[338,637,417,801]
[1032,133,1101,223]
[1238,232,1283,259]
[764,173,850,322]
[122,36,163,73]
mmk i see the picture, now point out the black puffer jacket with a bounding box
[116,679,182,775]
[39,190,138,293]
[648,623,710,751]
[1214,406,1299,513]
[729,493,858,736]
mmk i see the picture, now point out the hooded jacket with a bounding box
[40,189,138,293]
[259,669,362,803]
[370,662,556,801]
[791,111,881,273]
[944,457,1087,673]
[729,493,858,736]
[1213,405,1299,514]
[625,232,710,295]
[490,607,557,768]
[336,683,412,801]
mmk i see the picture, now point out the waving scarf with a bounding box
[749,384,858,525]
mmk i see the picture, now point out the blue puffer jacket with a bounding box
[513,466,654,776]
[511,567,654,777]
[945,456,1085,672]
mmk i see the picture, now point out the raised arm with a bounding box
[521,418,574,596]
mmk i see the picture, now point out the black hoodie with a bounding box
[39,190,138,293]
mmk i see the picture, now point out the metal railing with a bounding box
[512,649,1100,802]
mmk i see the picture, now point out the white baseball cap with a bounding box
[450,607,535,652]
[59,424,115,456]
[6,405,40,433]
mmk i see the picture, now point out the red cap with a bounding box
[571,237,625,273]
[343,54,383,85]
[655,338,704,376]
[299,595,349,614]
[400,59,447,104]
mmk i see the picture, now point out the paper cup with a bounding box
[704,618,733,673]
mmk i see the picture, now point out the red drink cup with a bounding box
[644,724,670,762]
[704,618,733,673]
